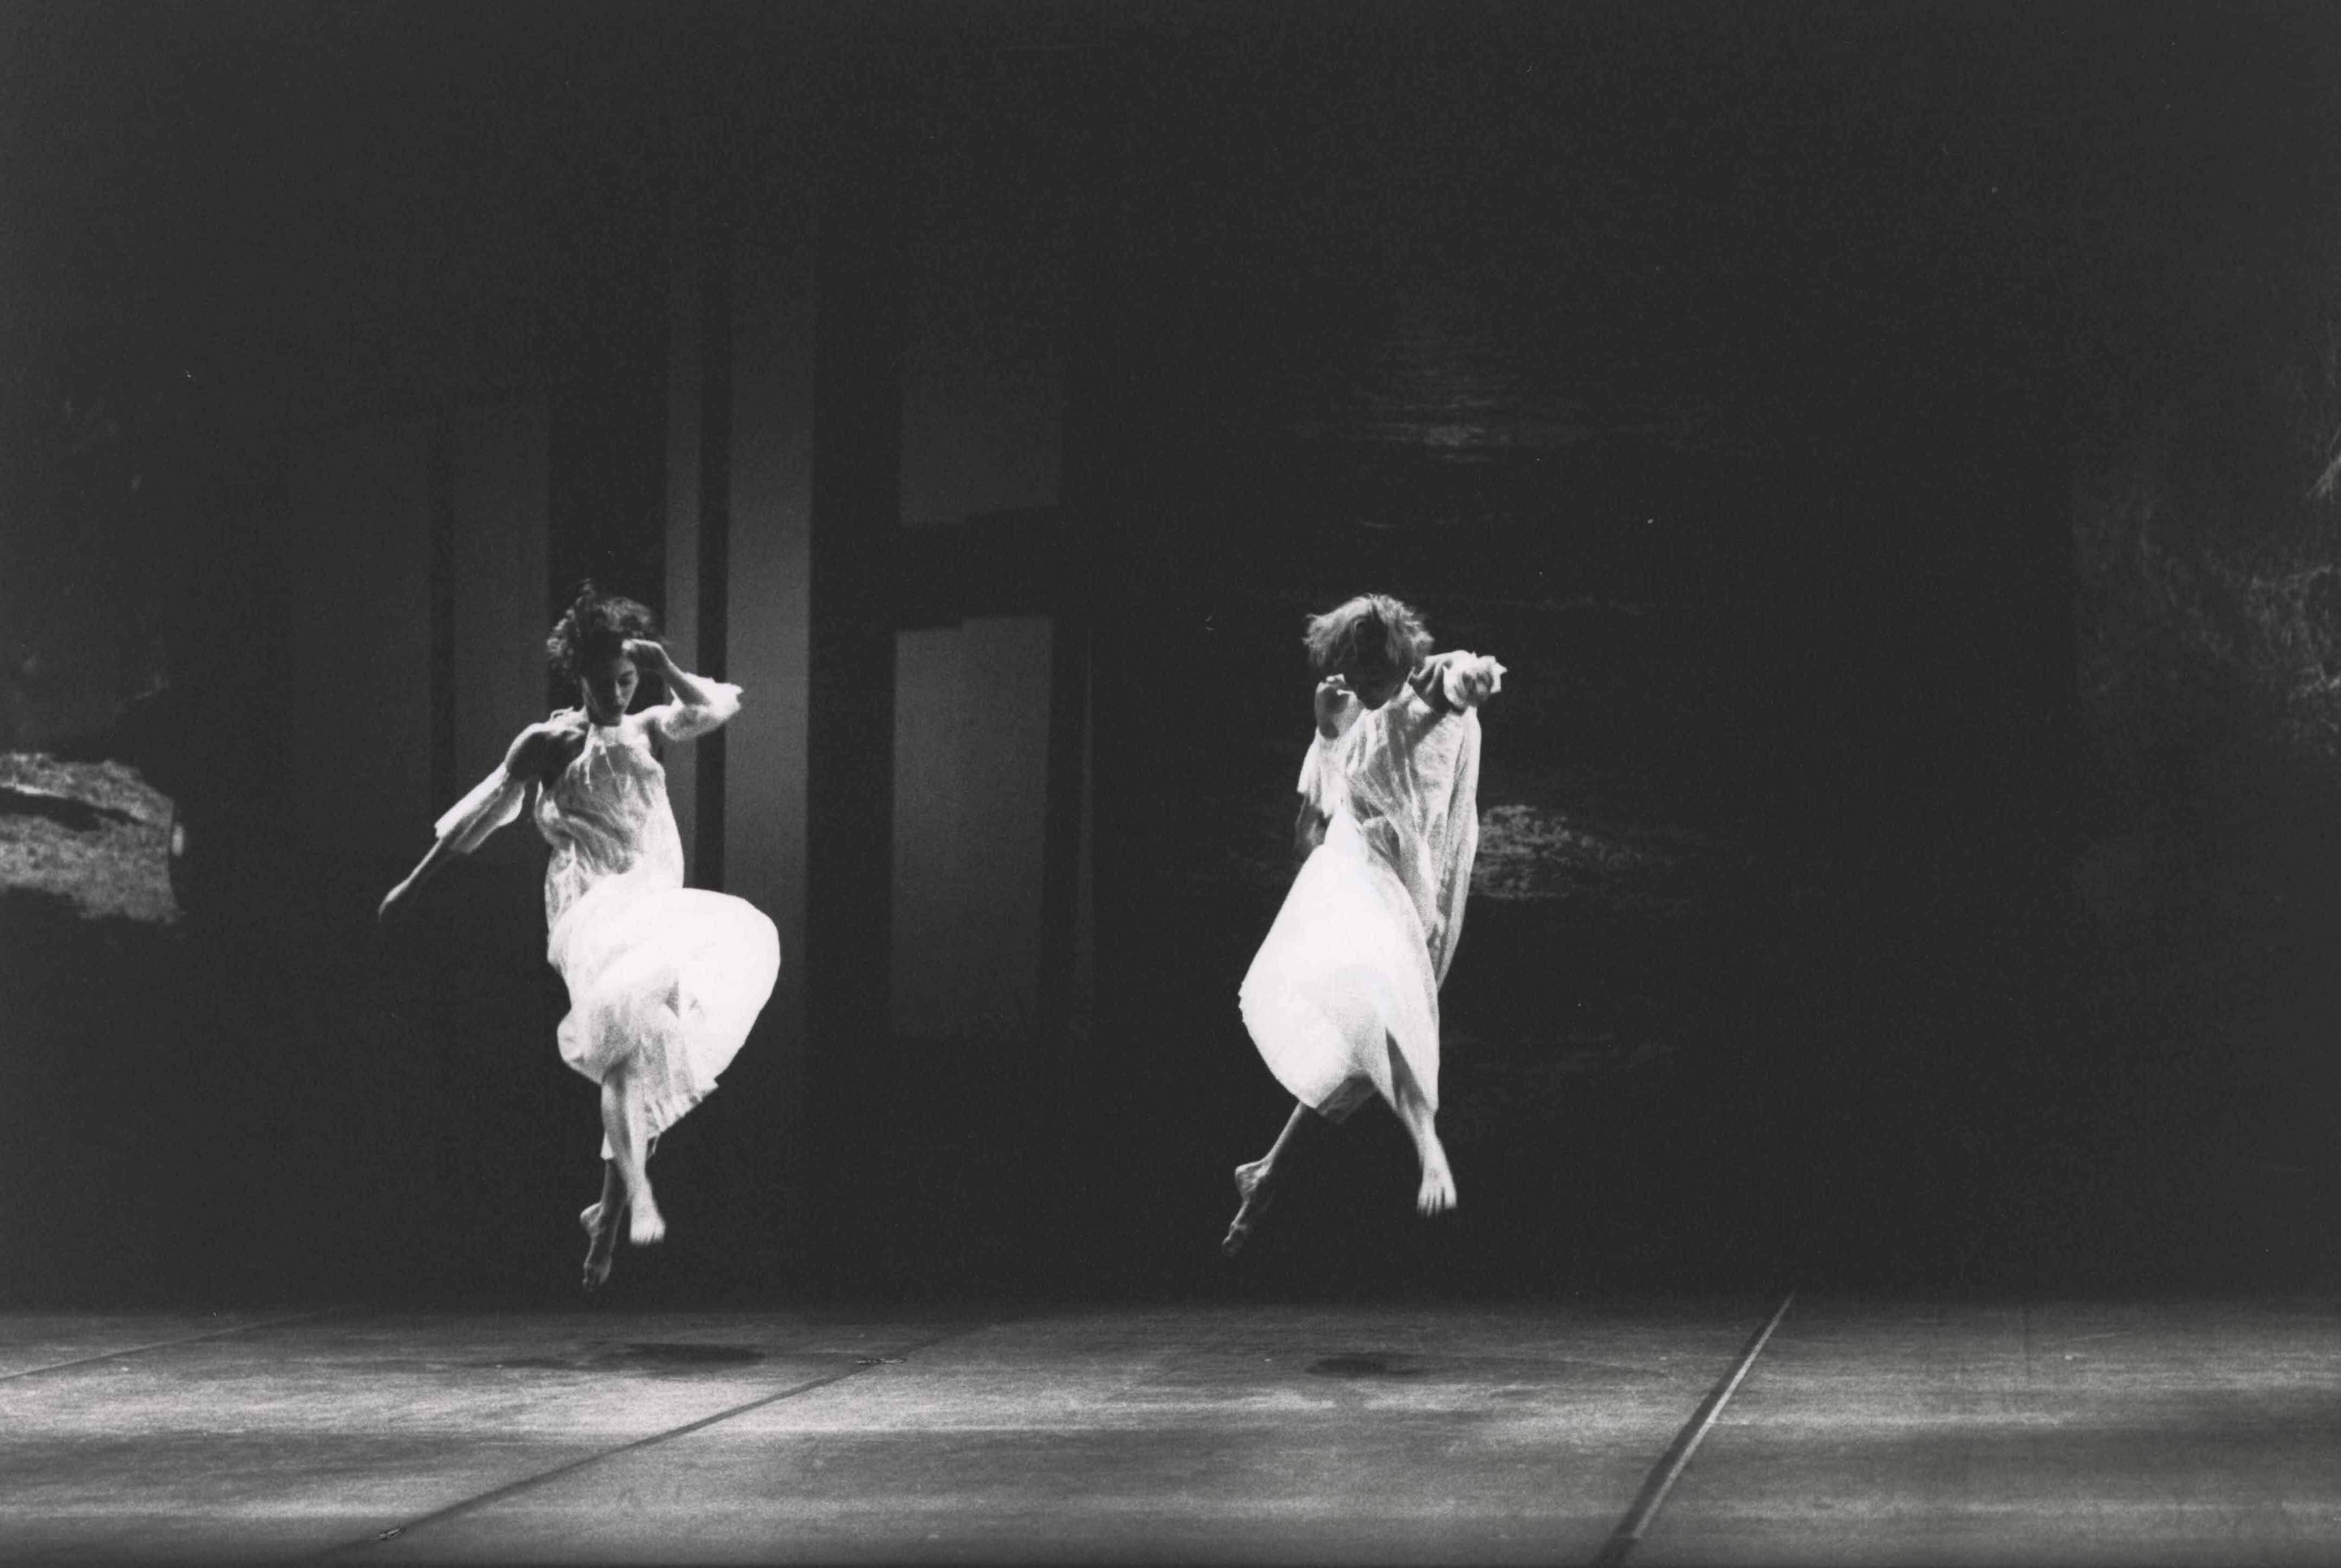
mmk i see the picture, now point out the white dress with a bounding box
[1238,677,1484,1123]
[434,685,780,1155]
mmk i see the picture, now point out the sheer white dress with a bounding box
[434,684,779,1155]
[1238,672,1486,1123]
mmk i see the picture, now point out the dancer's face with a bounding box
[1347,656,1405,711]
[581,653,639,725]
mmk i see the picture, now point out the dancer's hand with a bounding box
[1313,675,1356,738]
[622,638,672,674]
[1416,651,1505,711]
[1446,654,1504,709]
[377,880,412,926]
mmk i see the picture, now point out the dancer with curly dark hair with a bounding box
[381,584,779,1290]
[1222,593,1505,1256]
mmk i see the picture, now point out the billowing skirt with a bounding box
[1238,812,1441,1123]
[548,871,781,1155]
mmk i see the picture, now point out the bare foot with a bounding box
[1415,1148,1458,1217]
[629,1194,666,1247]
[581,1202,619,1291]
[1222,1158,1275,1257]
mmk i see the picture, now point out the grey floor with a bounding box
[3,1296,2337,1564]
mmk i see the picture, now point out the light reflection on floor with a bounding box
[3,1296,2334,1565]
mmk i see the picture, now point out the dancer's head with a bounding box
[1305,594,1430,709]
[548,583,657,724]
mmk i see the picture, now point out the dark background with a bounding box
[3,1,2338,1308]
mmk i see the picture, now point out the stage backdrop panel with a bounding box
[283,418,434,866]
[890,615,1057,1046]
[448,401,550,867]
[723,210,815,1053]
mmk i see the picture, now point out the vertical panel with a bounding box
[283,419,434,863]
[889,626,974,1038]
[885,49,1082,1056]
[894,627,969,1043]
[1070,662,1096,1058]
[726,207,815,1110]
[953,615,1055,1043]
[1054,35,1117,1097]
[805,89,905,1069]
[1038,613,1093,1069]
[447,401,551,866]
[695,215,736,889]
[438,399,561,1285]
[889,615,1054,1044]
[664,221,705,878]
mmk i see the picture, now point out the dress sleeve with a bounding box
[1426,709,1483,987]
[1297,732,1344,817]
[645,680,743,743]
[433,764,529,853]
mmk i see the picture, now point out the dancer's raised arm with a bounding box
[628,638,742,742]
[1314,673,1363,740]
[1409,650,1506,717]
[1293,674,1359,862]
[385,584,780,1291]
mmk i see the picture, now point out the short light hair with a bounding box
[1303,594,1431,678]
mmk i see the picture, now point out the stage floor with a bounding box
[3,1296,2336,1564]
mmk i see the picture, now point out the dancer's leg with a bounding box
[1387,1040,1456,1216]
[1223,1100,1314,1256]
[600,1070,665,1246]
[580,1160,624,1291]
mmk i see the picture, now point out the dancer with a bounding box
[379,585,780,1290]
[1223,593,1504,1256]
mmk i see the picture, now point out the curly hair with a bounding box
[1303,593,1431,679]
[546,582,657,680]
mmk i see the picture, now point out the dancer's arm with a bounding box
[1314,674,1362,740]
[379,835,462,925]
[628,638,716,706]
[1294,796,1328,864]
[630,639,742,741]
[378,722,559,923]
[1409,651,1505,718]
[1292,678,1352,861]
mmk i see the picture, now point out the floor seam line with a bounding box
[317,1317,999,1557]
[1591,1290,1796,1567]
[0,1305,362,1383]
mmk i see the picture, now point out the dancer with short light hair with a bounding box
[1224,593,1504,1255]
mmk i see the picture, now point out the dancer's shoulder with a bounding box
[504,711,589,775]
